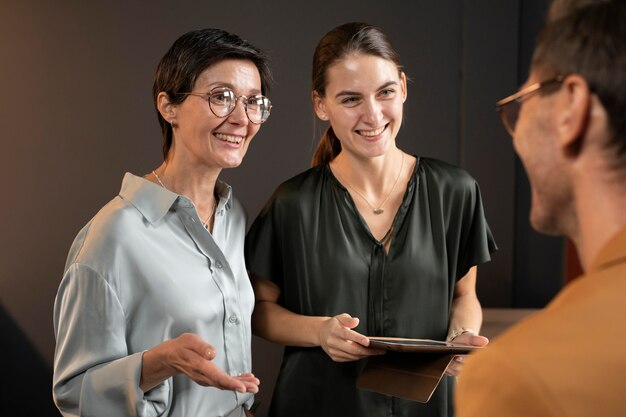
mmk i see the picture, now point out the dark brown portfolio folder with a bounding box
[356,337,480,403]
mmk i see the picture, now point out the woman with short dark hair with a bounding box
[53,28,272,417]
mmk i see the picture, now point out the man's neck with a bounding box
[573,169,626,271]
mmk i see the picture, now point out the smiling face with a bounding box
[160,58,262,170]
[314,53,406,160]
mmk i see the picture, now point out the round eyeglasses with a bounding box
[495,75,564,136]
[181,87,272,124]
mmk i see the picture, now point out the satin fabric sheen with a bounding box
[53,174,254,417]
[245,157,497,417]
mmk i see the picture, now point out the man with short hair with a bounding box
[455,1,626,416]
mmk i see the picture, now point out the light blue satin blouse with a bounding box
[53,173,254,417]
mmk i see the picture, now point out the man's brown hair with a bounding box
[533,0,626,155]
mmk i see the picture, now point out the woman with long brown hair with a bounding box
[245,22,496,417]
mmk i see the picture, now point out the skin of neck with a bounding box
[154,145,220,218]
[332,146,404,195]
[570,150,626,271]
[565,94,626,271]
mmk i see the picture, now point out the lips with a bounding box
[214,132,245,144]
[356,124,387,137]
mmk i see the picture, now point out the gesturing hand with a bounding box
[318,313,385,362]
[445,332,489,377]
[142,333,259,393]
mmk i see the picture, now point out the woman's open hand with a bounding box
[141,333,259,393]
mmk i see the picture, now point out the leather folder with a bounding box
[356,337,480,403]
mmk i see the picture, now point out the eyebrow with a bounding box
[205,82,262,95]
[334,81,398,98]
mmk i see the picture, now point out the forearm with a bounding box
[448,293,483,336]
[252,300,329,347]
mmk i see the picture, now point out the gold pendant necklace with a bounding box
[152,170,216,228]
[335,152,405,215]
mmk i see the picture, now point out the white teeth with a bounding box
[358,126,385,137]
[214,133,243,144]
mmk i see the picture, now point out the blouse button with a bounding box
[215,260,223,269]
[229,315,239,324]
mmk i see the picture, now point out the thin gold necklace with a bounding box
[152,170,216,228]
[335,152,405,215]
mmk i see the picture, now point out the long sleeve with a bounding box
[53,174,257,416]
[53,263,170,417]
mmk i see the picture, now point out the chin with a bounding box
[222,158,243,169]
[529,183,573,237]
[530,208,564,236]
[358,140,392,159]
[221,159,244,169]
[219,150,247,168]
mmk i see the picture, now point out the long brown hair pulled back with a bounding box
[311,22,403,166]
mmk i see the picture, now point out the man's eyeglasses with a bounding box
[182,87,272,124]
[496,75,565,136]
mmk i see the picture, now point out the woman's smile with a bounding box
[213,131,245,145]
[355,124,388,139]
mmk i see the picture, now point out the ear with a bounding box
[556,75,591,153]
[312,91,327,121]
[157,92,178,124]
[400,71,408,103]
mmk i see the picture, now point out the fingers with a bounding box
[445,355,464,376]
[205,347,216,360]
[325,343,386,362]
[449,332,489,347]
[469,334,489,347]
[168,333,258,392]
[444,333,488,376]
[235,373,261,394]
[332,314,371,347]
[215,372,259,394]
[202,366,247,392]
[195,363,259,393]
[320,316,386,361]
[335,313,360,329]
[340,326,370,347]
[177,333,218,359]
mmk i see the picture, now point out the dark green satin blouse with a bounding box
[245,157,497,417]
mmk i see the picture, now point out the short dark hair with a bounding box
[532,1,626,156]
[311,22,403,166]
[153,28,272,159]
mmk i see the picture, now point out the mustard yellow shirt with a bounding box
[456,226,626,417]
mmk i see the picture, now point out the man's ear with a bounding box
[556,74,591,155]
[312,91,328,121]
[157,92,177,124]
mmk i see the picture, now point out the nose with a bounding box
[362,98,384,126]
[227,98,249,125]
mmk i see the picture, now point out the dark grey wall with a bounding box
[0,1,553,415]
[513,0,565,307]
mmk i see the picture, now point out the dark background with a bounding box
[0,1,558,415]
